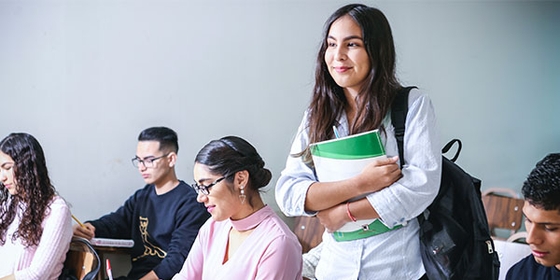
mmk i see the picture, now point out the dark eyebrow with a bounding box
[539,222,560,227]
[136,155,156,160]
[195,178,211,184]
[0,162,13,169]
[327,35,364,41]
[524,214,560,226]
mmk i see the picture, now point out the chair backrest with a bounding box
[481,187,525,238]
[293,216,324,253]
[60,237,101,280]
[506,231,528,243]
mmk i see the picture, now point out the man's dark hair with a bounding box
[522,153,560,211]
[138,127,179,154]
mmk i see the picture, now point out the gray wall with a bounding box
[1,0,559,225]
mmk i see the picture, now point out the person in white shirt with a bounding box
[275,4,441,279]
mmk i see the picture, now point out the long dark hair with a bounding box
[302,4,402,163]
[0,133,56,247]
[195,136,272,207]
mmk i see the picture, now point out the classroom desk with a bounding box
[92,246,131,280]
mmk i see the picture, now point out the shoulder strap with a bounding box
[391,86,416,167]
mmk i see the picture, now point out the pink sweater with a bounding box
[173,205,302,280]
[0,196,73,280]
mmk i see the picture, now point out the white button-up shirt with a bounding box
[276,89,442,279]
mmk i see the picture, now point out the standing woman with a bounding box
[275,4,441,280]
[0,133,73,280]
[173,136,302,280]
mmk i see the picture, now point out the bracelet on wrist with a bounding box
[346,201,357,222]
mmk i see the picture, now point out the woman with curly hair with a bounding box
[0,133,73,280]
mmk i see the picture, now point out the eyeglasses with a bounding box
[192,176,226,195]
[131,153,169,168]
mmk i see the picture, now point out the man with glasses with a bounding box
[73,127,210,280]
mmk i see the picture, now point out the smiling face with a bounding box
[523,201,560,270]
[0,151,17,195]
[325,14,371,97]
[193,163,243,222]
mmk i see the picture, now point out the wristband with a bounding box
[346,201,357,222]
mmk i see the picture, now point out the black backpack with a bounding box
[391,87,500,280]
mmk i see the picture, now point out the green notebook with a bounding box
[310,129,386,183]
[310,129,389,234]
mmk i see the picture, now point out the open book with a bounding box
[310,129,386,232]
[90,237,134,248]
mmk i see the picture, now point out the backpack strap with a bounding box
[391,86,416,167]
[442,138,462,162]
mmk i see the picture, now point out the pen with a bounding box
[333,126,340,139]
[106,259,114,280]
[71,214,86,228]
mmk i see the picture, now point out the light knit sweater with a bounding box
[0,196,73,280]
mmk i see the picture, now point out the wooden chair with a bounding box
[293,216,324,253]
[60,237,101,280]
[481,188,525,239]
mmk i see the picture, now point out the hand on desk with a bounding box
[73,222,96,240]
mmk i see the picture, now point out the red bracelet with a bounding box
[346,201,357,222]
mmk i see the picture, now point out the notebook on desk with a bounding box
[90,238,134,248]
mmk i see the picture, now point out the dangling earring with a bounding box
[239,186,246,204]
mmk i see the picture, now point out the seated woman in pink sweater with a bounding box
[173,136,302,280]
[0,133,73,280]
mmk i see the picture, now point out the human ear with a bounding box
[167,152,178,167]
[234,170,249,189]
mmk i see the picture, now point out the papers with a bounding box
[90,238,134,248]
[311,129,386,232]
[493,239,531,280]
